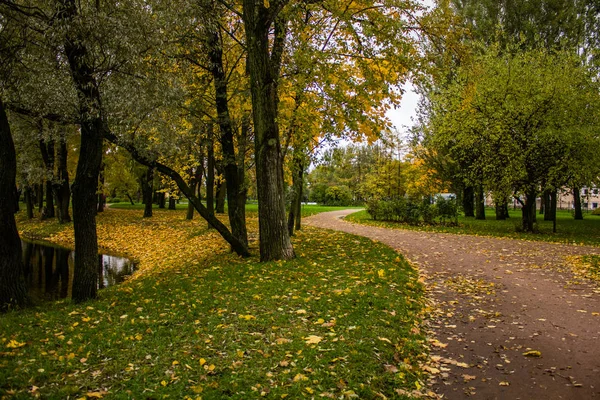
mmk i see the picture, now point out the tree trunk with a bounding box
[495,202,506,220]
[573,187,583,220]
[54,136,71,223]
[39,136,56,220]
[142,167,153,218]
[24,185,34,219]
[551,190,557,233]
[0,98,28,311]
[168,195,176,210]
[207,26,248,246]
[540,189,550,215]
[186,184,196,220]
[475,185,486,220]
[125,193,134,205]
[59,0,105,302]
[103,130,251,257]
[521,188,537,232]
[288,156,304,236]
[544,189,555,221]
[97,158,105,213]
[243,5,294,261]
[462,186,475,217]
[158,192,166,209]
[206,125,215,220]
[36,183,43,212]
[216,179,226,214]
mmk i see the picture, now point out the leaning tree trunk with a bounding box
[462,186,475,217]
[54,135,71,223]
[0,98,28,311]
[103,130,250,257]
[207,26,248,246]
[243,4,294,261]
[475,185,486,220]
[142,166,153,218]
[573,187,583,220]
[59,0,106,302]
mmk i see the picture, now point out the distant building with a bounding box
[485,186,600,210]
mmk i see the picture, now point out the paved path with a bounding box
[305,210,600,399]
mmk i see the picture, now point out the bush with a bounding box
[592,208,600,215]
[435,195,459,225]
[324,185,353,206]
[366,196,459,226]
[108,197,122,204]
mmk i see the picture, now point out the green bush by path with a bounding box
[347,208,600,247]
[1,225,427,399]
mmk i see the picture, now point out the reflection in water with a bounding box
[21,239,136,302]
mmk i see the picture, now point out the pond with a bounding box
[21,239,137,302]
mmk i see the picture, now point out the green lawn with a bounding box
[346,208,600,247]
[3,209,427,399]
[109,201,360,218]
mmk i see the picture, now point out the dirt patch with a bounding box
[305,210,600,399]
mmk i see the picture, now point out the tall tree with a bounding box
[0,98,28,310]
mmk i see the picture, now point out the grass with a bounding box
[3,208,428,399]
[346,208,600,247]
[108,201,360,218]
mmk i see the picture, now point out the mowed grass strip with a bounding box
[3,209,427,399]
[346,208,600,247]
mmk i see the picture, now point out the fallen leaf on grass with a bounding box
[6,340,26,349]
[304,335,322,345]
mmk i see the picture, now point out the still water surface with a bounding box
[22,239,136,302]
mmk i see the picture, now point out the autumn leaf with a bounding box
[304,335,322,345]
[6,340,26,349]
[522,350,542,357]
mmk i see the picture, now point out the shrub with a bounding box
[108,197,122,204]
[592,208,600,215]
[435,195,459,225]
[324,185,353,206]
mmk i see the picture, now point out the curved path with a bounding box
[305,210,600,399]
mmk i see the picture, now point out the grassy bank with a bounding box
[3,208,427,399]
[346,208,600,247]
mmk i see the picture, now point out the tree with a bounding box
[0,98,28,311]
[424,45,600,232]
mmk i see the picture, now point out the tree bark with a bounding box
[24,185,34,219]
[207,26,248,245]
[462,186,475,217]
[216,178,226,214]
[0,98,28,311]
[157,192,166,208]
[54,136,71,223]
[59,0,105,302]
[288,156,304,236]
[97,157,105,213]
[573,186,583,220]
[243,4,294,261]
[475,185,486,220]
[39,135,56,219]
[206,125,215,219]
[544,189,556,221]
[168,194,176,210]
[521,188,537,232]
[142,166,153,218]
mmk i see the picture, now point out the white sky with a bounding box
[386,81,420,137]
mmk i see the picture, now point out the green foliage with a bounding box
[349,208,600,247]
[324,185,353,206]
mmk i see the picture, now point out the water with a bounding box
[21,239,137,302]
